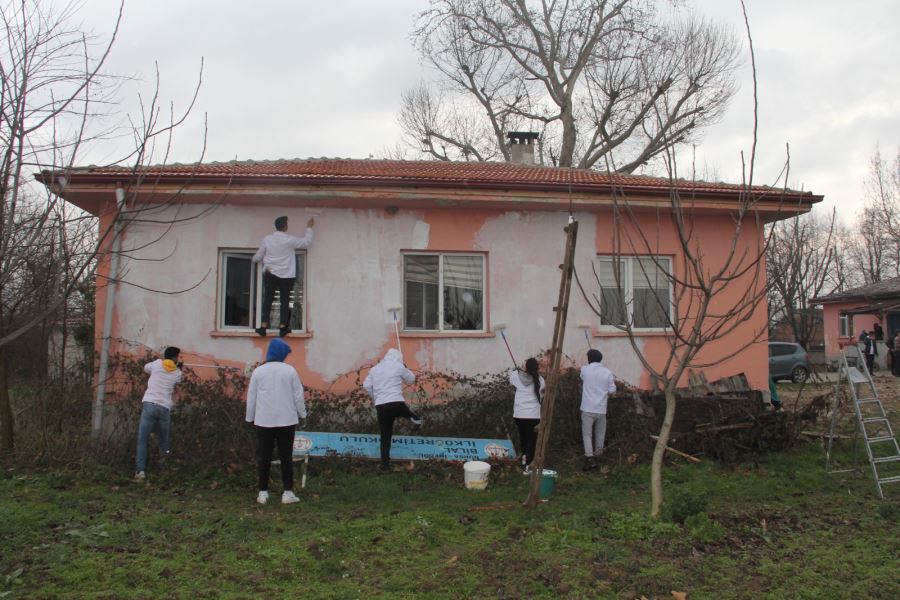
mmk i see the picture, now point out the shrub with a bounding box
[663,488,708,524]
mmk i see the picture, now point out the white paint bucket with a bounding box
[463,460,491,490]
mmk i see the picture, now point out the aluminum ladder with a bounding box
[826,348,900,498]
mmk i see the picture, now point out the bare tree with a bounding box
[0,0,205,452]
[573,2,817,516]
[766,208,838,349]
[399,0,740,170]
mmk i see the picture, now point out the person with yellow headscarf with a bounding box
[134,346,183,482]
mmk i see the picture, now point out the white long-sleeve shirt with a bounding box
[363,349,415,406]
[580,362,616,414]
[141,359,183,410]
[509,369,545,419]
[252,228,314,279]
[246,361,307,427]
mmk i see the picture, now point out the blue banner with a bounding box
[293,431,515,461]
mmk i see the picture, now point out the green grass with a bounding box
[2,445,899,599]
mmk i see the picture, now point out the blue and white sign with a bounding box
[293,431,515,461]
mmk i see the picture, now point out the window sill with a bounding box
[592,329,671,338]
[210,330,313,339]
[400,331,495,339]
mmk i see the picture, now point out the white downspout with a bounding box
[92,186,126,439]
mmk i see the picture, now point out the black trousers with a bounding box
[892,350,900,376]
[261,271,295,327]
[514,417,540,466]
[256,425,296,491]
[376,401,419,466]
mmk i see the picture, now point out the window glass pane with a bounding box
[596,258,626,326]
[404,255,439,329]
[442,255,483,330]
[633,257,670,328]
[223,255,252,327]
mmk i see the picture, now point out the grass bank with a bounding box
[2,441,898,599]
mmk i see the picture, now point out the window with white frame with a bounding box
[595,255,672,329]
[403,253,485,332]
[219,250,306,331]
[839,314,850,338]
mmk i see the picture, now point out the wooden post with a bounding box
[525,219,578,508]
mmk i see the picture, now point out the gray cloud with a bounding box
[74,0,898,222]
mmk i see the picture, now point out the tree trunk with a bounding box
[650,386,677,517]
[0,348,14,454]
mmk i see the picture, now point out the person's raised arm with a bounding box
[292,217,315,249]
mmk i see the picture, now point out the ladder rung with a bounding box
[873,456,900,464]
[858,399,880,405]
[868,436,897,443]
[863,417,889,424]
[877,475,900,485]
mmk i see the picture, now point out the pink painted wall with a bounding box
[821,301,883,362]
[594,211,769,390]
[93,196,773,395]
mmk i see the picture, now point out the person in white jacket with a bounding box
[134,346,183,482]
[509,357,545,475]
[252,215,314,337]
[363,348,421,471]
[580,349,617,471]
[246,338,307,504]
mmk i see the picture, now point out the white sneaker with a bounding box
[256,491,269,505]
[134,471,146,483]
[523,465,532,476]
[410,417,423,428]
[282,491,300,504]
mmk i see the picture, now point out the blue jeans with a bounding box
[135,401,171,472]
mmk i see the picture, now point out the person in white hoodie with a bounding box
[363,348,421,471]
[246,338,307,505]
[580,349,617,471]
[509,357,545,475]
[252,215,315,337]
[134,346,183,482]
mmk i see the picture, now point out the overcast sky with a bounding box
[76,0,899,222]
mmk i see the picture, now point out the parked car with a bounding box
[769,342,811,383]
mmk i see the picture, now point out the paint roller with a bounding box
[387,306,402,351]
[577,323,593,349]
[492,322,518,369]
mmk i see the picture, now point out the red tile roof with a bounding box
[42,158,822,201]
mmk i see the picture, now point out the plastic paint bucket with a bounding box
[539,469,557,499]
[463,460,491,490]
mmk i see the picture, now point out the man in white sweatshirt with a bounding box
[246,338,307,505]
[134,346,183,482]
[252,215,315,337]
[363,348,421,471]
[580,349,617,471]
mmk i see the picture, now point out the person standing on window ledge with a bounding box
[363,348,422,472]
[252,215,314,337]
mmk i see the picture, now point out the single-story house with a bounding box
[38,152,821,408]
[812,276,900,368]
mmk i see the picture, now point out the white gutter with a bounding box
[92,186,126,439]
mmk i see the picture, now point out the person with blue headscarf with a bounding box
[246,338,307,505]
